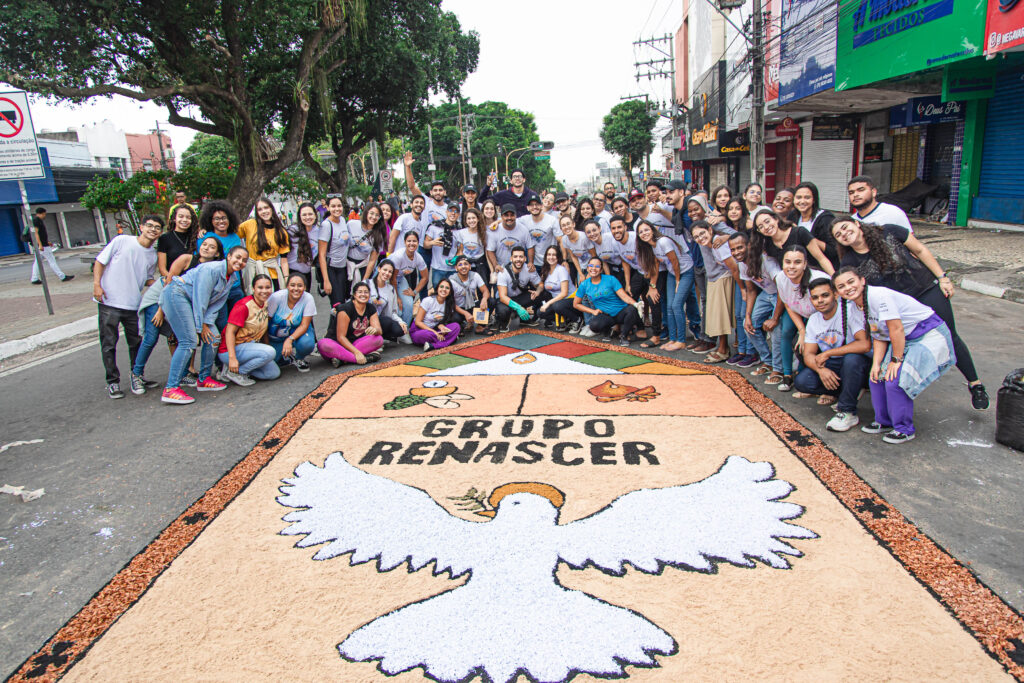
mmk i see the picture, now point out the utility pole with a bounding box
[464,113,475,189]
[750,0,766,188]
[427,124,436,181]
[456,98,467,187]
[633,34,678,171]
[369,139,380,181]
[154,120,168,170]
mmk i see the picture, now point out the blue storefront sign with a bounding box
[888,95,965,127]
[852,0,956,48]
[779,0,839,105]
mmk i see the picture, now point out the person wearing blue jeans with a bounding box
[746,290,782,376]
[219,340,281,381]
[159,247,248,404]
[217,274,281,386]
[266,274,318,371]
[794,278,872,431]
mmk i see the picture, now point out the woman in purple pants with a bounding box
[412,279,461,351]
[317,281,384,367]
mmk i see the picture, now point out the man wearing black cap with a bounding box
[460,184,480,224]
[552,191,571,218]
[518,194,559,270]
[480,168,538,217]
[486,203,533,275]
[425,202,462,291]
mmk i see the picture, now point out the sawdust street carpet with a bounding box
[12,331,1024,682]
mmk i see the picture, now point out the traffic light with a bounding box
[529,141,554,151]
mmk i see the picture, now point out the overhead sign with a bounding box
[379,169,393,192]
[811,116,857,140]
[719,130,750,156]
[889,95,965,128]
[779,0,839,106]
[985,0,1024,53]
[0,91,44,180]
[775,117,802,137]
[942,60,998,100]
[835,0,987,91]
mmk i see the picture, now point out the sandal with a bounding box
[703,351,729,363]
[765,372,783,385]
[791,391,815,399]
[639,337,661,349]
[817,395,838,406]
[751,364,771,376]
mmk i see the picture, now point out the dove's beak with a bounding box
[475,510,496,518]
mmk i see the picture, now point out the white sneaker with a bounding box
[826,412,860,432]
[399,333,413,345]
[220,369,255,386]
[578,325,596,337]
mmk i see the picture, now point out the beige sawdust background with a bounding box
[65,408,1009,682]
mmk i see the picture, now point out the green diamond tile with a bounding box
[407,353,479,370]
[491,333,560,350]
[573,350,653,370]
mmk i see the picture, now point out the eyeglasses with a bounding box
[587,263,602,269]
[326,193,343,199]
[212,216,229,222]
[142,222,162,230]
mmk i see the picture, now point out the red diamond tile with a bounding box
[452,342,515,360]
[533,340,602,359]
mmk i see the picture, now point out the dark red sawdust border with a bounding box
[9,329,1023,682]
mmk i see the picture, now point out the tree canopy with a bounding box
[301,0,479,196]
[404,100,558,197]
[0,0,363,212]
[599,101,657,188]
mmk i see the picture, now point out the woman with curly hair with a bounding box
[831,218,987,410]
[747,209,834,281]
[238,197,290,290]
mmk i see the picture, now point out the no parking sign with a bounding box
[0,91,44,180]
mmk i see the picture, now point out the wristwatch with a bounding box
[891,356,903,364]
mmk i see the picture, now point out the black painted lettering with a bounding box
[501,419,534,438]
[360,441,402,465]
[543,419,574,439]
[590,442,617,465]
[398,441,436,465]
[512,441,545,464]
[428,441,479,465]
[552,442,584,466]
[584,419,615,437]
[473,441,509,463]
[459,419,492,439]
[423,419,457,438]
[623,442,659,465]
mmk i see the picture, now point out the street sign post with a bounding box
[379,169,394,193]
[533,153,550,161]
[0,91,52,314]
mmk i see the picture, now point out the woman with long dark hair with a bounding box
[412,278,461,350]
[724,198,750,233]
[831,218,988,409]
[536,245,581,332]
[772,244,829,392]
[560,214,595,284]
[266,272,318,372]
[710,185,733,215]
[748,209,834,278]
[742,182,765,214]
[157,204,200,279]
[833,266,957,443]
[369,260,412,343]
[637,220,693,350]
[238,197,290,290]
[574,198,597,232]
[318,195,351,307]
[347,201,385,289]
[794,182,838,268]
[287,201,319,291]
[318,280,385,366]
[456,207,490,285]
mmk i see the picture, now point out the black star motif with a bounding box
[1006,638,1024,666]
[854,498,888,519]
[25,641,73,679]
[261,437,282,448]
[183,512,208,526]
[784,430,816,447]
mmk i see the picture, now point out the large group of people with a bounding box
[87,160,988,442]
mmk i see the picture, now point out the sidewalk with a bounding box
[912,221,1024,303]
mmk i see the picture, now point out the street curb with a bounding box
[0,316,97,361]
[951,274,1024,305]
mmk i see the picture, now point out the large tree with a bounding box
[404,100,558,197]
[0,0,363,212]
[599,100,657,189]
[301,0,479,196]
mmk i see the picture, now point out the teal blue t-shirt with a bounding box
[576,274,625,316]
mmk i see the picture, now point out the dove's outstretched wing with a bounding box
[557,455,816,575]
[277,452,482,577]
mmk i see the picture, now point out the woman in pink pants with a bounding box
[317,281,384,367]
[411,279,461,351]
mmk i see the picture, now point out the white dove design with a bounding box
[278,452,816,683]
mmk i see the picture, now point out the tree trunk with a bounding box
[227,155,273,217]
[332,150,350,198]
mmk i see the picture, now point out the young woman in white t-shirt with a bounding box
[772,244,829,392]
[690,221,741,363]
[412,278,460,351]
[559,214,594,284]
[535,246,582,332]
[833,266,956,444]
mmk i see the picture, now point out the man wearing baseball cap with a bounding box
[479,168,538,217]
[486,203,533,273]
[460,184,480,224]
[518,194,559,269]
[425,202,462,291]
[552,191,571,218]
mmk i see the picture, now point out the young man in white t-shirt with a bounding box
[847,175,913,232]
[494,246,542,331]
[794,277,872,432]
[93,215,162,399]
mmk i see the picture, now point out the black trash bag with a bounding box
[995,368,1024,452]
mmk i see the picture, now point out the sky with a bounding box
[22,0,682,190]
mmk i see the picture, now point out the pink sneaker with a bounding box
[196,377,227,392]
[161,387,195,404]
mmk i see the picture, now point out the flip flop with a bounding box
[817,395,838,405]
[639,338,662,349]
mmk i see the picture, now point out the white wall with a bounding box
[38,139,91,167]
[75,121,131,174]
[686,0,727,102]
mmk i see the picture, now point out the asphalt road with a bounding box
[1,259,1022,677]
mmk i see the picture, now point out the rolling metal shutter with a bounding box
[801,123,854,212]
[890,130,920,194]
[972,68,1024,225]
[924,122,956,192]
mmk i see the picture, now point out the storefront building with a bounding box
[682,61,733,191]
